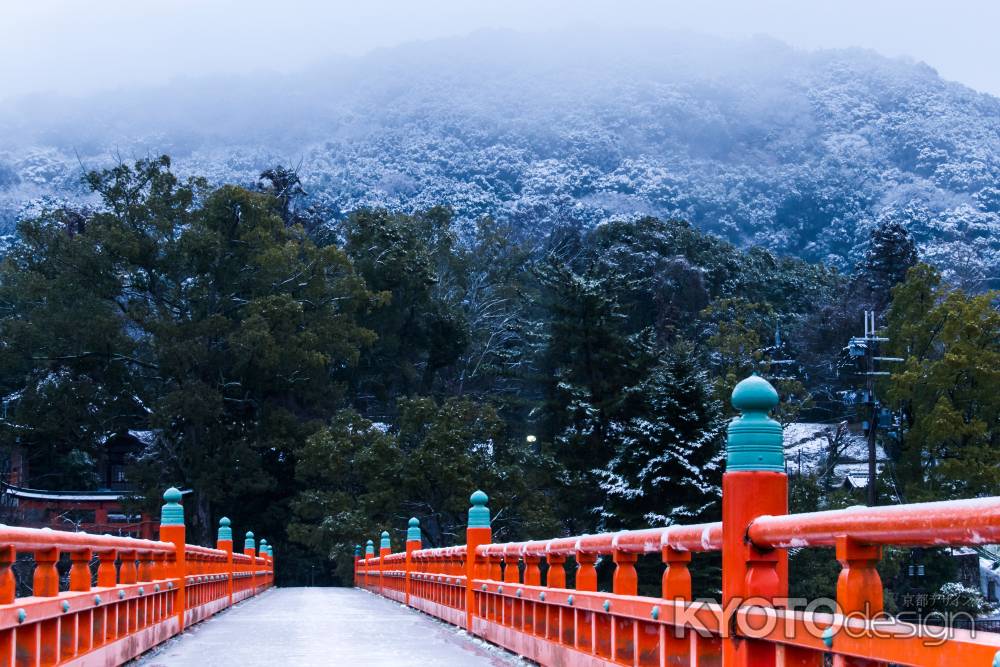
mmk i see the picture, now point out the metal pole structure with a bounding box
[866,310,878,507]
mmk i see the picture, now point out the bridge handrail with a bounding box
[0,487,275,666]
[0,526,174,553]
[355,374,1000,667]
[476,521,723,558]
[748,496,1000,548]
[186,544,228,559]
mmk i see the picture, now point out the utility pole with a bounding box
[846,310,901,506]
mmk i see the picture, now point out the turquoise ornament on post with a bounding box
[726,374,784,472]
[160,487,184,526]
[365,540,375,557]
[380,531,390,550]
[217,517,232,541]
[244,531,255,552]
[407,518,421,542]
[468,490,490,528]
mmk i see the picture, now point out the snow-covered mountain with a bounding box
[1,29,998,283]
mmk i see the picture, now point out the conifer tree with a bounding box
[595,343,725,530]
[885,264,1000,500]
[859,220,918,313]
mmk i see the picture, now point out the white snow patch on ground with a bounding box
[783,422,886,480]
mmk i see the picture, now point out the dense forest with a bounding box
[0,156,996,618]
[3,31,1000,289]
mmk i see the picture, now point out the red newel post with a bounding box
[217,517,234,606]
[379,531,391,594]
[354,544,362,587]
[159,487,187,632]
[722,375,788,667]
[244,531,257,596]
[364,540,375,590]
[405,518,422,606]
[258,539,269,592]
[465,490,492,633]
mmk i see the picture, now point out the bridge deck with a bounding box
[134,587,523,666]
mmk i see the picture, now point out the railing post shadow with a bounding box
[405,518,421,606]
[721,375,798,667]
[466,490,491,633]
[217,517,234,606]
[159,487,187,633]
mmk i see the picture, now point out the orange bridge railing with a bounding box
[354,375,1000,667]
[0,487,273,666]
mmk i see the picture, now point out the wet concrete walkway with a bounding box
[134,587,524,666]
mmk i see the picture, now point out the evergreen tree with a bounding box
[257,165,307,228]
[342,207,470,413]
[884,264,1000,500]
[698,297,777,404]
[536,254,647,531]
[595,343,725,530]
[0,157,375,548]
[859,220,918,313]
[289,397,560,583]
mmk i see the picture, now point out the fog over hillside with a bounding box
[2,29,999,285]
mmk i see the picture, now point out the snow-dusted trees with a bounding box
[0,157,376,541]
[596,345,725,529]
[859,220,918,312]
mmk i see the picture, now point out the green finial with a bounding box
[244,531,255,551]
[259,538,268,555]
[354,544,362,557]
[365,539,375,556]
[468,490,490,528]
[407,517,421,542]
[217,517,232,541]
[380,531,390,550]
[160,487,184,526]
[726,375,784,472]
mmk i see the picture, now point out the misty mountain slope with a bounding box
[1,30,999,283]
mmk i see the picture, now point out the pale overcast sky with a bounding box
[2,0,998,101]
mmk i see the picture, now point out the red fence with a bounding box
[0,488,273,666]
[355,375,1000,667]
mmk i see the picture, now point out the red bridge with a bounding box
[0,487,273,666]
[356,375,1000,667]
[3,374,1000,666]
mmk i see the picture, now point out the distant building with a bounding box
[0,430,162,539]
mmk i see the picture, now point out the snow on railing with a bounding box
[0,488,274,665]
[355,375,1000,667]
